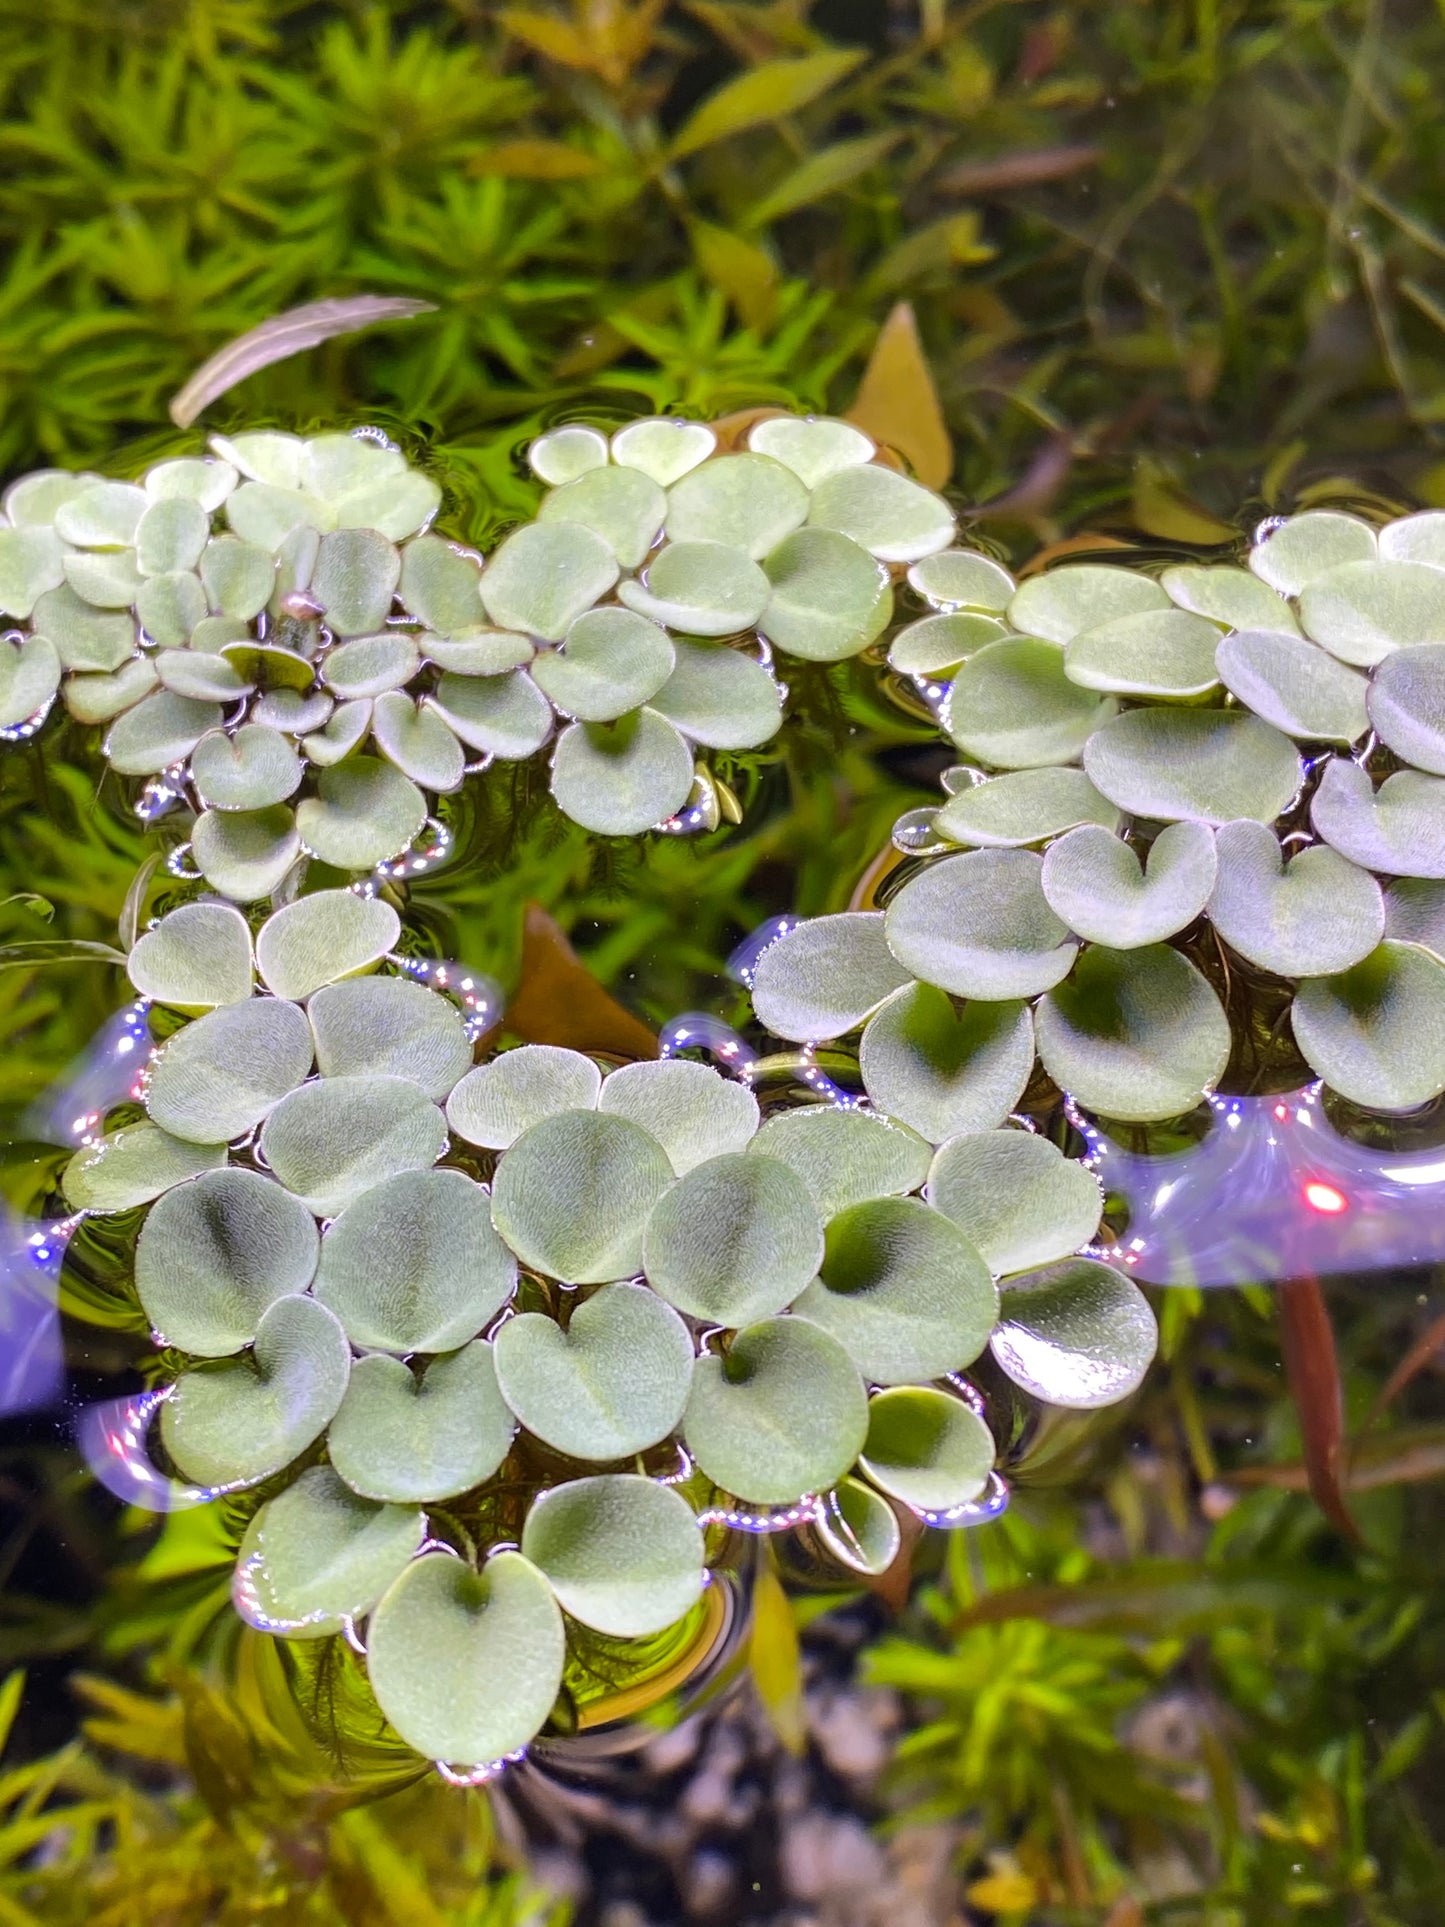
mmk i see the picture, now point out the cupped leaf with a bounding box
[1384,878,1445,959]
[793,1197,997,1384]
[539,465,666,569]
[1214,628,1369,744]
[1040,822,1217,947]
[105,691,222,775]
[135,1168,320,1355]
[399,535,484,635]
[859,983,1035,1143]
[529,423,610,485]
[1299,559,1445,667]
[1380,511,1445,568]
[62,1123,226,1214]
[427,668,553,758]
[322,632,420,700]
[494,1281,694,1459]
[1366,644,1445,774]
[858,1386,994,1513]
[129,902,254,1010]
[145,996,314,1144]
[925,1130,1102,1275]
[908,547,1014,614]
[884,849,1076,999]
[642,1152,824,1325]
[747,415,874,486]
[990,1258,1157,1408]
[597,1059,758,1175]
[1036,943,1231,1123]
[296,757,427,870]
[191,725,302,811]
[447,1046,602,1151]
[1291,939,1445,1108]
[1310,760,1445,879]
[550,708,695,835]
[310,529,401,636]
[1082,707,1303,825]
[935,768,1118,849]
[649,638,782,749]
[806,465,954,563]
[611,418,717,486]
[617,539,770,637]
[887,612,1008,674]
[367,1550,565,1766]
[480,522,618,642]
[491,1109,674,1284]
[758,528,891,662]
[522,1474,705,1637]
[220,640,313,689]
[1250,511,1376,595]
[370,691,465,791]
[817,1476,900,1576]
[750,911,912,1043]
[308,974,472,1099]
[160,1294,350,1488]
[666,453,809,560]
[944,638,1114,770]
[197,533,273,615]
[531,606,675,722]
[31,586,135,672]
[1161,563,1300,635]
[1009,565,1167,644]
[259,1075,448,1216]
[1209,820,1384,976]
[683,1317,868,1505]
[256,890,400,1001]
[1064,608,1222,698]
[234,1466,423,1637]
[314,1167,515,1353]
[328,1343,517,1504]
[748,1106,930,1218]
[192,806,301,901]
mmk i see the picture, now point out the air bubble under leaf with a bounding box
[1040,821,1217,948]
[146,996,313,1145]
[683,1317,868,1506]
[806,465,954,564]
[105,691,222,775]
[128,902,254,1010]
[428,668,553,759]
[1214,628,1370,744]
[1366,644,1445,774]
[1008,565,1168,645]
[531,607,675,722]
[1291,939,1445,1109]
[491,1109,673,1284]
[521,1474,704,1638]
[370,691,465,792]
[296,756,427,870]
[31,586,135,671]
[529,423,610,486]
[1208,820,1384,976]
[643,1152,824,1326]
[884,849,1077,1000]
[597,1059,758,1175]
[135,1168,320,1355]
[314,1167,516,1353]
[750,912,912,1043]
[1036,943,1231,1123]
[62,1123,226,1214]
[256,890,399,1001]
[493,1282,694,1460]
[191,724,302,811]
[945,638,1114,770]
[611,418,716,486]
[1161,563,1300,635]
[1083,708,1303,825]
[481,522,618,642]
[1250,511,1376,595]
[327,1343,516,1505]
[793,1197,997,1384]
[925,1130,1102,1276]
[1310,760,1445,879]
[758,529,891,662]
[935,767,1118,849]
[1299,559,1445,667]
[747,415,874,486]
[447,1046,602,1151]
[308,974,472,1099]
[1064,608,1223,699]
[649,638,782,750]
[748,1107,931,1218]
[859,983,1034,1143]
[259,1075,448,1217]
[539,465,666,570]
[990,1259,1157,1408]
[0,634,61,729]
[234,1466,423,1638]
[618,540,770,637]
[666,454,808,560]
[858,1386,993,1513]
[550,708,695,836]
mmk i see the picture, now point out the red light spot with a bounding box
[1274,1103,1289,1121]
[1304,1181,1347,1214]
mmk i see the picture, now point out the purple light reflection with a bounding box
[75,1387,220,1511]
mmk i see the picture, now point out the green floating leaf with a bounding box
[793,1197,997,1384]
[64,657,159,724]
[522,1474,705,1637]
[598,1059,758,1175]
[322,632,420,700]
[1366,644,1445,775]
[146,996,314,1145]
[817,1476,900,1576]
[1310,760,1445,879]
[1380,511,1445,567]
[371,691,465,792]
[314,1168,515,1353]
[1036,943,1230,1123]
[105,691,222,775]
[328,1343,516,1505]
[748,1106,930,1218]
[310,529,401,637]
[1064,608,1222,699]
[135,1168,319,1356]
[748,416,874,486]
[1384,878,1445,959]
[666,454,808,561]
[1161,563,1299,635]
[806,465,954,564]
[260,1075,448,1216]
[884,849,1076,999]
[1083,708,1303,825]
[399,535,484,636]
[220,639,313,689]
[155,650,252,702]
[428,668,553,758]
[0,634,60,729]
[539,465,666,569]
[211,431,303,489]
[908,548,1014,614]
[55,480,147,548]
[643,1152,824,1325]
[257,686,333,734]
[5,468,97,525]
[335,471,441,542]
[63,1123,226,1214]
[492,1109,674,1284]
[424,631,534,676]
[447,1046,602,1151]
[367,1550,564,1766]
[1250,511,1376,595]
[481,522,618,642]
[945,638,1114,770]
[1209,820,1383,976]
[0,525,66,619]
[147,457,238,512]
[529,424,610,486]
[190,725,302,812]
[256,890,400,1001]
[859,983,1034,1143]
[308,974,471,1099]
[532,607,675,722]
[494,1281,694,1459]
[301,434,405,501]
[227,481,332,551]
[926,1130,1102,1276]
[197,533,273,615]
[935,768,1118,849]
[1291,940,1445,1109]
[296,756,427,870]
[1009,566,1167,645]
[64,547,145,609]
[1040,821,1217,948]
[135,571,207,647]
[1299,560,1445,667]
[612,419,717,486]
[858,1386,994,1513]
[683,1317,868,1505]
[550,708,694,835]
[618,539,770,637]
[990,1258,1157,1408]
[160,1294,350,1488]
[32,586,135,672]
[234,1465,423,1637]
[750,912,912,1043]
[758,529,892,663]
[887,612,1008,675]
[129,902,253,1010]
[1214,628,1369,744]
[193,805,301,902]
[649,639,782,749]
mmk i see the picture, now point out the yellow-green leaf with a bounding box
[690,219,779,330]
[470,139,608,180]
[846,301,952,490]
[749,1558,806,1755]
[744,131,900,229]
[670,49,867,160]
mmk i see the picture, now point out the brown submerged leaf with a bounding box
[505,903,659,1060]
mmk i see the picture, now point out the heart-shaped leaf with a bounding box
[301,434,405,502]
[447,1046,602,1150]
[136,571,207,647]
[539,465,666,569]
[750,911,913,1043]
[944,638,1114,770]
[793,1197,997,1384]
[1214,628,1369,744]
[1209,819,1384,976]
[748,1106,931,1218]
[147,457,238,512]
[884,849,1077,999]
[192,806,301,902]
[531,607,675,722]
[32,586,135,672]
[611,418,716,486]
[260,1075,448,1216]
[1161,563,1299,634]
[643,1152,824,1325]
[1009,565,1168,644]
[550,709,695,835]
[926,1130,1102,1276]
[816,1476,901,1576]
[859,983,1034,1143]
[521,1474,705,1637]
[62,1123,226,1214]
[334,471,440,542]
[322,632,420,700]
[64,657,159,724]
[255,890,399,1001]
[1064,608,1222,698]
[234,1465,423,1637]
[366,1550,565,1765]
[427,668,553,758]
[1040,821,1217,947]
[399,535,484,636]
[529,424,610,485]
[1299,559,1445,666]
[491,1109,674,1284]
[806,465,954,563]
[160,1293,350,1488]
[313,1167,515,1352]
[0,634,61,728]
[597,1059,758,1175]
[618,539,770,637]
[55,480,147,548]
[683,1317,868,1505]
[990,1258,1157,1408]
[887,612,1009,675]
[105,691,222,775]
[649,639,782,750]
[493,1281,694,1459]
[857,1386,994,1513]
[1310,759,1445,879]
[1366,644,1445,774]
[253,687,332,733]
[666,454,808,560]
[146,996,314,1144]
[481,522,618,642]
[1291,939,1445,1108]
[190,725,302,811]
[0,525,66,618]
[155,650,252,702]
[226,481,332,551]
[212,431,302,488]
[197,533,273,615]
[1384,878,1445,958]
[296,757,427,871]
[310,529,401,636]
[1250,511,1376,594]
[935,768,1118,849]
[327,1342,517,1504]
[1036,943,1231,1123]
[1083,708,1302,825]
[129,902,254,1010]
[64,547,145,609]
[747,415,874,486]
[308,974,471,1099]
[135,1168,320,1355]
[758,528,892,662]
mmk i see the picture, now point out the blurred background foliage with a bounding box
[3,0,1445,1922]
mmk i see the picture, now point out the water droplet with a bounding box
[890,806,950,856]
